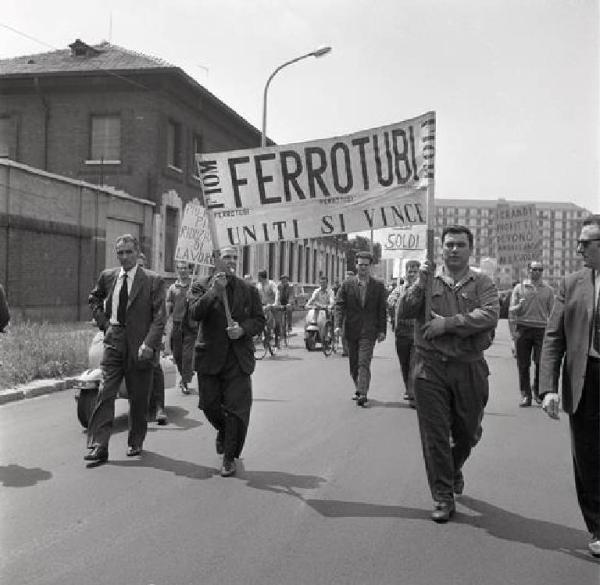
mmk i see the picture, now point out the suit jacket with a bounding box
[89,267,166,369]
[539,268,595,414]
[335,276,387,341]
[189,275,265,376]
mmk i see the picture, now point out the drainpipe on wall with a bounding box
[33,77,49,171]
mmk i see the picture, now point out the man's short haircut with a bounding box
[405,260,421,269]
[280,274,289,280]
[528,261,543,269]
[582,214,600,229]
[355,251,374,264]
[442,225,473,248]
[115,233,139,251]
[258,269,267,279]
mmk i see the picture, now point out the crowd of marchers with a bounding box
[1,216,598,558]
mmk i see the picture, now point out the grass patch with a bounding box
[0,321,97,390]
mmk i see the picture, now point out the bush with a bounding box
[0,321,97,390]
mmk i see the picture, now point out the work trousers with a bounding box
[171,321,196,385]
[395,335,415,400]
[570,358,600,536]
[148,361,165,414]
[347,336,376,397]
[515,325,545,399]
[198,352,252,460]
[87,325,152,450]
[413,353,489,503]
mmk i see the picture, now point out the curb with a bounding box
[0,377,79,405]
[0,327,305,406]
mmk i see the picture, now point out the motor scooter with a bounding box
[304,306,329,351]
[73,330,176,428]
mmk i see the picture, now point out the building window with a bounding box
[90,115,121,162]
[0,117,12,157]
[167,120,182,170]
[165,206,179,272]
[191,133,203,177]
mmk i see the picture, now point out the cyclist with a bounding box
[256,270,280,346]
[306,275,335,343]
[275,274,294,334]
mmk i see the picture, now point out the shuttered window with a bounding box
[90,115,121,161]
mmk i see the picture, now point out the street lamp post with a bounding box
[261,46,332,147]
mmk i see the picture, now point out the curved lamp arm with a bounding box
[261,47,332,146]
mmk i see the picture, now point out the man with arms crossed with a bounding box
[396,226,499,522]
[539,215,600,557]
[85,235,166,463]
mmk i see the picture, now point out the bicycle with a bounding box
[272,304,289,349]
[254,306,279,359]
[321,309,338,357]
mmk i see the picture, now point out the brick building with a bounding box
[0,39,344,297]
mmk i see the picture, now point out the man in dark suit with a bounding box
[84,234,166,463]
[188,246,265,477]
[540,214,600,558]
[334,252,387,407]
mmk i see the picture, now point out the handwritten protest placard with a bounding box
[174,200,214,265]
[496,203,541,266]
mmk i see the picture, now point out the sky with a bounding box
[1,0,599,212]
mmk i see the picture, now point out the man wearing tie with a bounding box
[84,234,166,464]
[334,252,387,407]
[540,214,600,557]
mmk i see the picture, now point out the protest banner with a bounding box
[174,200,214,266]
[496,203,541,267]
[379,224,427,260]
[195,112,435,247]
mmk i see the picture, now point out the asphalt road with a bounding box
[1,321,598,585]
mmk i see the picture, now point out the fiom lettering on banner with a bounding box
[196,112,435,247]
[496,203,542,266]
[174,201,214,265]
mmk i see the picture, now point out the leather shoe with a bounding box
[221,458,236,477]
[519,396,532,407]
[356,395,368,407]
[431,501,455,523]
[84,446,108,462]
[589,535,600,558]
[126,446,142,457]
[215,430,224,455]
[533,395,543,406]
[156,407,168,425]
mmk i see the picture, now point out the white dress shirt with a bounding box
[109,264,138,325]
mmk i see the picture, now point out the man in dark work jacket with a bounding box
[188,247,264,477]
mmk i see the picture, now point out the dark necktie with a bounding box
[594,281,600,353]
[117,273,128,325]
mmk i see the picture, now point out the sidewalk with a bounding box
[0,324,306,406]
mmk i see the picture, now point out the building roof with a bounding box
[0,39,266,142]
[436,198,589,212]
[0,39,175,76]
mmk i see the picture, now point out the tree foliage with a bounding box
[343,235,381,271]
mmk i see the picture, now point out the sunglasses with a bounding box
[577,238,600,247]
[222,255,238,259]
